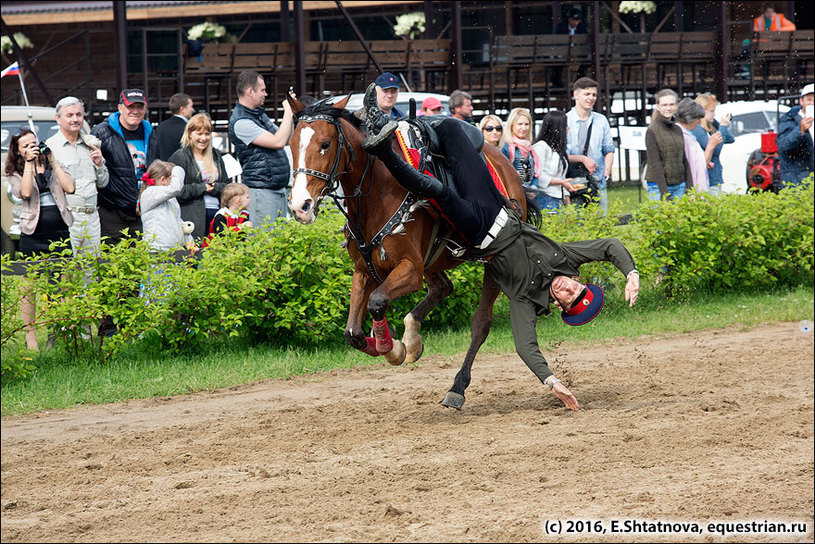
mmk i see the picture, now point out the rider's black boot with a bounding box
[366,138,446,200]
[361,83,399,150]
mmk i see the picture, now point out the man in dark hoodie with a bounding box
[91,88,158,242]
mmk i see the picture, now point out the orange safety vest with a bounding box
[753,13,796,31]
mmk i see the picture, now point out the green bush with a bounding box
[632,183,814,295]
[2,185,813,380]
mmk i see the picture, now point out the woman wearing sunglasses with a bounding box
[501,108,541,193]
[478,115,505,148]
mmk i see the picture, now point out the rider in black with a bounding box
[360,83,508,251]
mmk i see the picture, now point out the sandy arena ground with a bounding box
[2,322,813,543]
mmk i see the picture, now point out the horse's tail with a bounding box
[523,193,543,230]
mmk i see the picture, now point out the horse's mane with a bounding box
[296,98,363,130]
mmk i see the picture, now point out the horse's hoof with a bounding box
[384,340,406,366]
[404,342,424,364]
[441,392,465,410]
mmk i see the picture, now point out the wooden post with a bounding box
[591,2,600,80]
[113,2,128,91]
[449,1,463,92]
[715,1,729,102]
[293,1,306,96]
[281,0,291,42]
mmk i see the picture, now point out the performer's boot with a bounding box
[364,135,445,200]
[361,83,399,150]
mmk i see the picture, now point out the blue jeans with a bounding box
[647,181,686,201]
[247,188,288,231]
[535,192,565,212]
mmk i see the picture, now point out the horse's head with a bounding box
[288,94,356,224]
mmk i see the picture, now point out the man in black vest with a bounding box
[228,71,294,229]
[155,93,194,161]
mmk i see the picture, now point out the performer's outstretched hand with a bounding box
[553,382,580,411]
[625,271,640,307]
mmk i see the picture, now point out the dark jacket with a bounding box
[556,20,587,34]
[91,112,158,214]
[155,115,188,161]
[645,113,691,196]
[470,212,636,385]
[227,102,290,190]
[776,105,814,186]
[167,146,230,239]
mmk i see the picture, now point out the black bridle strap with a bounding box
[292,113,420,285]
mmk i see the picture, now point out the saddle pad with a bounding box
[393,122,508,198]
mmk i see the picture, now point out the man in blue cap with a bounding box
[373,72,405,119]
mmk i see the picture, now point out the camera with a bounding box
[37,141,50,156]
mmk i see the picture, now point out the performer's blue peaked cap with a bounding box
[561,283,604,326]
[375,72,400,90]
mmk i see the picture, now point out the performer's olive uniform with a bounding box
[470,213,637,384]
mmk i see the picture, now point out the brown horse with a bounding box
[286,94,533,409]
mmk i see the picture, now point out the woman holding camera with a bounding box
[5,129,75,350]
[502,108,541,189]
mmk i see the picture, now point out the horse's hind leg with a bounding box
[403,271,454,363]
[442,270,501,410]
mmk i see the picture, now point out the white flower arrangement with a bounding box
[187,22,228,41]
[1,33,33,55]
[394,12,426,40]
[619,1,657,14]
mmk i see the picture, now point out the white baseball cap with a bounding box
[801,83,814,97]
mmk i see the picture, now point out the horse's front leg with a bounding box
[442,269,501,410]
[402,271,454,363]
[369,259,424,366]
[344,268,378,355]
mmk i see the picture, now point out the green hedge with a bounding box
[2,182,813,380]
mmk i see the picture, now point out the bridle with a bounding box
[293,110,407,283]
[291,112,355,200]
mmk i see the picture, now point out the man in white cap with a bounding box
[777,83,814,186]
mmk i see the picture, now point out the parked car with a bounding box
[1,106,90,256]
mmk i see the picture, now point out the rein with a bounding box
[293,112,417,284]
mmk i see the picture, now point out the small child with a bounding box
[202,183,252,247]
[137,160,192,251]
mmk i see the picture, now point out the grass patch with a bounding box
[2,285,812,416]
[607,184,646,215]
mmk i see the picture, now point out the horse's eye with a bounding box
[320,141,330,150]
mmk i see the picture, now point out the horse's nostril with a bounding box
[301,200,312,213]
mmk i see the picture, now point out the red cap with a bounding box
[422,96,442,110]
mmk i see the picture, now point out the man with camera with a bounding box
[91,88,158,243]
[566,77,615,211]
[46,96,109,254]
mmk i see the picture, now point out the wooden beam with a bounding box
[2,1,421,27]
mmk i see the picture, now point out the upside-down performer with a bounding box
[359,83,640,411]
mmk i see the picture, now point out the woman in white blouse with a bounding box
[530,111,575,211]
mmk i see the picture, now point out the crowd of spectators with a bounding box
[6,64,813,350]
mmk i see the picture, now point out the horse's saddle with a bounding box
[395,115,485,203]
[392,114,504,263]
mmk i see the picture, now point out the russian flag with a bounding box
[1,62,21,79]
